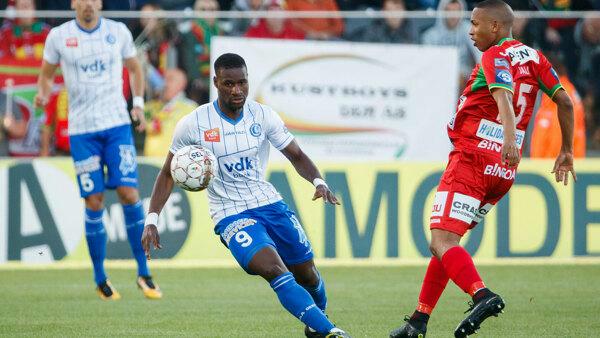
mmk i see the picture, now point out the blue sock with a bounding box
[122,201,149,277]
[303,273,328,312]
[270,272,334,334]
[85,208,107,285]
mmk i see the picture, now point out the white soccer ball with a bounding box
[170,145,217,192]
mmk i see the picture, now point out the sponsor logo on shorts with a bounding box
[204,128,220,142]
[431,191,448,217]
[484,163,516,180]
[222,218,257,245]
[449,193,481,224]
[476,119,524,149]
[74,155,101,174]
[473,203,494,224]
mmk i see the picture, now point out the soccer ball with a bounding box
[170,145,217,191]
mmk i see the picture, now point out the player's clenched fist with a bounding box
[501,140,520,167]
[33,93,48,109]
[142,224,162,260]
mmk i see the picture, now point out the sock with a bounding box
[270,272,334,334]
[415,256,449,317]
[302,272,328,312]
[441,246,485,296]
[85,208,107,285]
[122,201,149,277]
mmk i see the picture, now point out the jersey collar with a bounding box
[496,37,513,46]
[75,17,102,34]
[213,100,244,125]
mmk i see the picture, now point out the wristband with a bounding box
[312,178,327,188]
[133,96,144,109]
[145,212,159,226]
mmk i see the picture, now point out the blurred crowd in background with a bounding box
[0,0,598,158]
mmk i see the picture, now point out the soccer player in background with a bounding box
[141,53,351,338]
[34,0,162,300]
[390,1,576,337]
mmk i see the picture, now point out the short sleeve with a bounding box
[265,106,294,150]
[481,47,514,93]
[169,113,199,154]
[43,29,60,65]
[119,23,137,59]
[536,53,563,98]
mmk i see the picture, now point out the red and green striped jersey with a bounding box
[447,38,563,155]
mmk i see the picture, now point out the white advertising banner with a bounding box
[211,37,458,161]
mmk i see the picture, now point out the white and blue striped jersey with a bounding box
[170,100,294,224]
[42,18,136,135]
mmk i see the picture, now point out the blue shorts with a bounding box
[69,124,138,197]
[215,201,314,274]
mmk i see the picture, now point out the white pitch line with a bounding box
[0,257,599,270]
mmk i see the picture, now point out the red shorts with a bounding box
[430,149,516,236]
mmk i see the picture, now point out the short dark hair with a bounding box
[214,53,246,73]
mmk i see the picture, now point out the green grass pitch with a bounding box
[1,265,599,337]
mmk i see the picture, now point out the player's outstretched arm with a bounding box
[551,89,577,185]
[280,140,340,205]
[34,61,58,109]
[142,151,176,259]
[492,88,520,167]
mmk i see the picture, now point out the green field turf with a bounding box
[1,265,599,337]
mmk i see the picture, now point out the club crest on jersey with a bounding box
[204,128,220,142]
[495,69,512,84]
[66,37,78,47]
[249,123,262,137]
[105,33,116,45]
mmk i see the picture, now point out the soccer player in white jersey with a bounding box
[141,53,351,338]
[34,0,161,300]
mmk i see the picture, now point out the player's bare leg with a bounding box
[249,247,349,338]
[430,229,505,338]
[289,259,331,337]
[116,186,161,299]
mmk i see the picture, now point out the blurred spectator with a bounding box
[230,0,268,36]
[530,53,586,158]
[178,0,221,104]
[40,88,70,156]
[421,0,480,89]
[287,0,344,40]
[135,3,180,98]
[336,0,382,10]
[144,68,197,156]
[575,16,600,149]
[0,90,27,157]
[535,0,593,81]
[245,0,306,39]
[347,0,418,43]
[0,0,50,60]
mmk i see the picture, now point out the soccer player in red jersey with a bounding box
[390,1,577,337]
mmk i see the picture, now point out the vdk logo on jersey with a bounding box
[204,128,220,142]
[77,53,110,84]
[249,123,262,137]
[224,157,254,175]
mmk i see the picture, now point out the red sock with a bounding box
[441,246,486,296]
[416,256,449,315]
